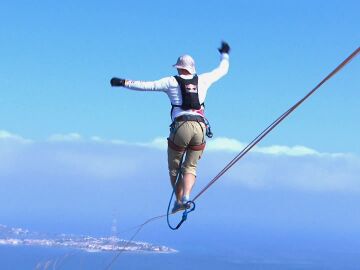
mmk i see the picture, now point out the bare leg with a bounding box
[175,176,184,203]
[170,174,184,203]
[182,173,196,199]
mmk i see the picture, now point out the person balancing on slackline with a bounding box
[110,41,230,213]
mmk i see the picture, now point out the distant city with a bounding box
[0,224,176,253]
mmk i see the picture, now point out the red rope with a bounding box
[193,46,360,202]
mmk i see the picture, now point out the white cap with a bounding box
[172,54,196,74]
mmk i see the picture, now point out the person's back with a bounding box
[110,41,230,213]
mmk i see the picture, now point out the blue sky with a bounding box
[1,0,359,154]
[1,0,360,262]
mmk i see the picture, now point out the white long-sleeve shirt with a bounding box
[124,53,229,121]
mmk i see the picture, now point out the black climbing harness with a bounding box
[170,114,213,139]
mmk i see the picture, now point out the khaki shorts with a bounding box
[168,120,206,177]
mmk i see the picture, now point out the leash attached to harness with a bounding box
[166,190,196,230]
[166,149,197,230]
[166,115,207,230]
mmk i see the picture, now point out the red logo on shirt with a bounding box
[185,83,198,93]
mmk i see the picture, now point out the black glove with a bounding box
[110,77,126,87]
[218,41,230,54]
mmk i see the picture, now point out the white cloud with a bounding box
[222,153,360,192]
[48,133,82,142]
[0,130,32,144]
[48,134,129,145]
[89,135,166,149]
[203,137,347,157]
[137,136,342,157]
[90,136,126,145]
[53,150,139,179]
[0,131,359,193]
[253,144,319,156]
[206,137,320,156]
[1,130,347,158]
[136,137,167,150]
[206,137,246,152]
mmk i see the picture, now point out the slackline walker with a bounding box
[103,47,360,270]
[111,41,230,216]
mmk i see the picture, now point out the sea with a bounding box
[1,232,360,270]
[1,212,360,270]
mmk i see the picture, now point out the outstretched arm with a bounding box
[110,76,173,92]
[200,41,230,86]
